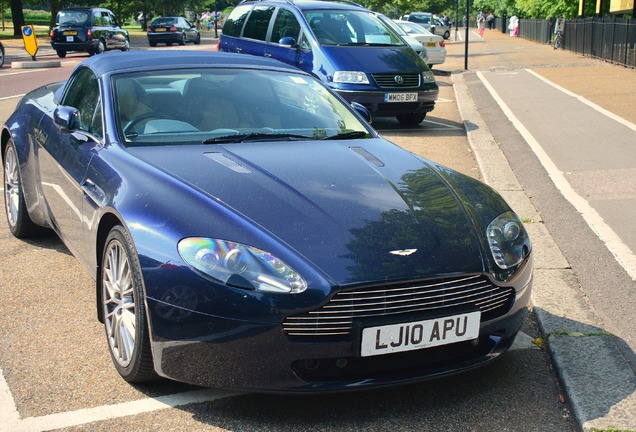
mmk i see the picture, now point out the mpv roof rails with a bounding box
[240,0,364,6]
[240,0,295,4]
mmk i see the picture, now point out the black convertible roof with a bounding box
[78,51,302,78]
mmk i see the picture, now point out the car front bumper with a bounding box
[334,88,439,118]
[146,273,532,392]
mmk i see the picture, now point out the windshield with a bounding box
[57,11,90,26]
[113,68,372,146]
[399,21,432,36]
[304,9,405,46]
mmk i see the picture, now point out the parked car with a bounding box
[375,13,428,64]
[2,51,532,392]
[403,12,451,39]
[394,20,447,66]
[147,16,201,47]
[0,41,4,67]
[49,7,130,58]
[220,0,438,125]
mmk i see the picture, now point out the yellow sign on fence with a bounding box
[610,0,634,13]
[21,25,38,60]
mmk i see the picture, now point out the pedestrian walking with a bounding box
[477,11,486,38]
[508,14,519,37]
[486,12,494,30]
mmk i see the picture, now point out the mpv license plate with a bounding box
[360,311,481,357]
[64,30,78,36]
[385,93,418,103]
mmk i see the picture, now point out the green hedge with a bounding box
[4,9,52,26]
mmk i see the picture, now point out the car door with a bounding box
[238,5,275,57]
[181,18,197,42]
[265,7,313,73]
[37,67,102,264]
[102,11,123,49]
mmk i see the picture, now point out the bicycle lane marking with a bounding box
[476,69,636,282]
[526,68,636,134]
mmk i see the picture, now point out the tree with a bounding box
[10,0,24,36]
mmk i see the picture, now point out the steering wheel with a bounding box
[123,112,166,136]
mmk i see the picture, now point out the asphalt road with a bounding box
[2,28,627,431]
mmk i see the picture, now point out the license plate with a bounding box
[66,36,74,42]
[426,42,436,47]
[384,93,418,103]
[156,28,167,32]
[64,30,78,36]
[360,311,481,357]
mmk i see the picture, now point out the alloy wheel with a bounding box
[102,238,136,368]
[3,145,20,228]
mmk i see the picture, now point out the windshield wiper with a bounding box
[323,131,369,140]
[203,132,310,144]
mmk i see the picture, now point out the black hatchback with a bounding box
[49,7,130,58]
[147,16,201,46]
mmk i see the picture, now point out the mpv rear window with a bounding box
[223,4,252,37]
[243,5,275,41]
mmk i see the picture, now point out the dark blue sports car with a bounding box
[1,51,532,392]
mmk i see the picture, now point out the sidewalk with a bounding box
[443,27,636,431]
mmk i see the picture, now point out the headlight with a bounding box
[178,238,307,293]
[486,211,531,269]
[333,71,370,84]
[421,71,436,83]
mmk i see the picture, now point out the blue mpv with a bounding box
[219,0,439,125]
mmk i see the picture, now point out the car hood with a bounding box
[130,140,484,285]
[320,45,425,74]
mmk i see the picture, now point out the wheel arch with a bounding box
[95,211,124,323]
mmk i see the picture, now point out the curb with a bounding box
[11,60,61,69]
[452,71,636,432]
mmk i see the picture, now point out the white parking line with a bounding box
[0,95,26,101]
[477,70,636,282]
[0,365,239,432]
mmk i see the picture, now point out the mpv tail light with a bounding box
[87,29,93,39]
[439,39,445,47]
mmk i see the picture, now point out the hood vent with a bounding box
[205,152,252,174]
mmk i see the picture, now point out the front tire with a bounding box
[101,225,156,383]
[396,112,427,125]
[3,139,46,238]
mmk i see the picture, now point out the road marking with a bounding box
[0,369,20,432]
[0,366,239,432]
[477,70,636,281]
[0,95,25,101]
[526,68,636,133]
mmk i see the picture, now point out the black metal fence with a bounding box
[517,17,636,67]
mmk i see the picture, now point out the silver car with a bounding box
[402,12,451,39]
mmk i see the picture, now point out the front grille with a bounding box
[372,73,421,88]
[283,275,514,341]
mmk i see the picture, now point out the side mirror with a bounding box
[54,106,81,132]
[278,36,298,48]
[351,102,371,124]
